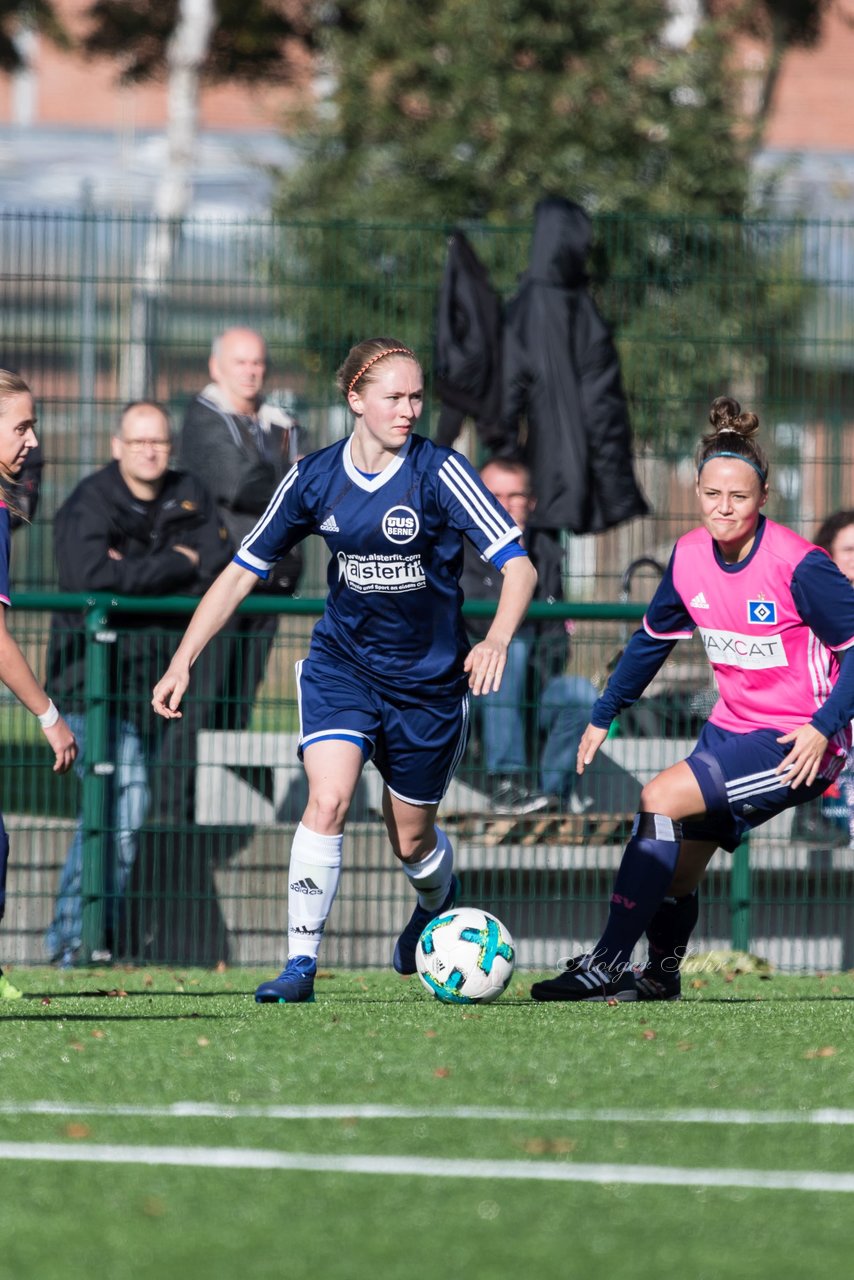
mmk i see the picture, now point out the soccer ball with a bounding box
[415,907,515,1004]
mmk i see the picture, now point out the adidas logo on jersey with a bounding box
[290,878,322,895]
[690,591,710,609]
[320,514,339,533]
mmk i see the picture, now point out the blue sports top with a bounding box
[234,433,526,700]
[0,504,10,607]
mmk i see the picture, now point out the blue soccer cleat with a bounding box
[255,955,317,1004]
[393,875,459,976]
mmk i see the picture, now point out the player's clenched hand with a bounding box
[776,723,828,790]
[152,667,190,719]
[577,724,609,775]
[43,716,78,774]
[464,638,508,696]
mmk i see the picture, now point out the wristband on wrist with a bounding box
[37,699,60,729]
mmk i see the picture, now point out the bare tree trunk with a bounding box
[121,0,216,401]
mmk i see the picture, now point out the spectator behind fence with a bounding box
[532,396,854,1004]
[0,371,77,1000]
[461,458,597,815]
[153,337,537,1005]
[44,401,232,968]
[814,509,854,846]
[179,327,305,730]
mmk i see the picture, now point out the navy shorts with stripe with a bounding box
[296,654,470,805]
[683,721,844,852]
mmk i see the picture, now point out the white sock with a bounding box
[287,823,343,961]
[401,826,454,910]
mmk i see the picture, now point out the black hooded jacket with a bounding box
[47,462,232,720]
[434,230,504,451]
[500,197,650,534]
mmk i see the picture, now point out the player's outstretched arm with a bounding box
[465,553,537,697]
[152,561,259,719]
[0,608,77,772]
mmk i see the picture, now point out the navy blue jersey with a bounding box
[0,505,10,606]
[234,434,524,700]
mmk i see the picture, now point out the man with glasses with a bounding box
[44,401,231,966]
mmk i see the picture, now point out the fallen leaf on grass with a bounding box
[434,1067,451,1078]
[197,1037,210,1047]
[518,1137,577,1155]
[642,1029,656,1040]
[690,979,707,990]
[677,1042,694,1052]
[65,1123,90,1139]
[91,1029,105,1039]
[69,1042,84,1052]
[142,1197,166,1218]
[804,1046,837,1059]
[424,1030,437,1038]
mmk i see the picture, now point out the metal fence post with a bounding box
[729,837,751,953]
[80,599,116,961]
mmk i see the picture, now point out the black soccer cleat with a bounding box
[530,954,638,1002]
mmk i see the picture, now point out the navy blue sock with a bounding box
[593,812,682,969]
[645,890,699,977]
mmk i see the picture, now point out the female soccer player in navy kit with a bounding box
[0,371,77,1000]
[532,395,854,1002]
[153,339,536,1003]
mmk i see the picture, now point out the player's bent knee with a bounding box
[303,791,351,833]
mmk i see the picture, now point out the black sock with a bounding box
[594,812,683,969]
[645,890,699,977]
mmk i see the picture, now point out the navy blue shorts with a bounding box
[295,655,470,805]
[683,721,844,852]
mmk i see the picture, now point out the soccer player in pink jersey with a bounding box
[532,396,854,1002]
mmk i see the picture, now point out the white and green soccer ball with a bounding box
[415,907,515,1004]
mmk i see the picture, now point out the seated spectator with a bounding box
[179,327,305,731]
[461,458,597,814]
[44,401,232,966]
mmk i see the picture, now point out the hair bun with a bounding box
[708,395,759,439]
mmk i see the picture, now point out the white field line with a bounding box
[1,1101,854,1126]
[0,1141,852,1193]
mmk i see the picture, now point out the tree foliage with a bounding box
[0,1,68,72]
[277,0,751,225]
[270,0,812,433]
[81,0,316,84]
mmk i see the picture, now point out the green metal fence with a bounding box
[4,594,852,973]
[3,209,854,596]
[3,209,854,972]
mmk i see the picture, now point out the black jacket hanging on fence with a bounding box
[499,197,650,535]
[433,230,504,451]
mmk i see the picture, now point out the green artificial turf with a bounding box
[1,967,852,1280]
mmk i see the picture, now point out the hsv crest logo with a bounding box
[747,598,777,624]
[382,505,419,545]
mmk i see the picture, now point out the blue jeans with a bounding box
[478,636,597,797]
[44,714,150,959]
[538,675,598,799]
[479,636,531,775]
